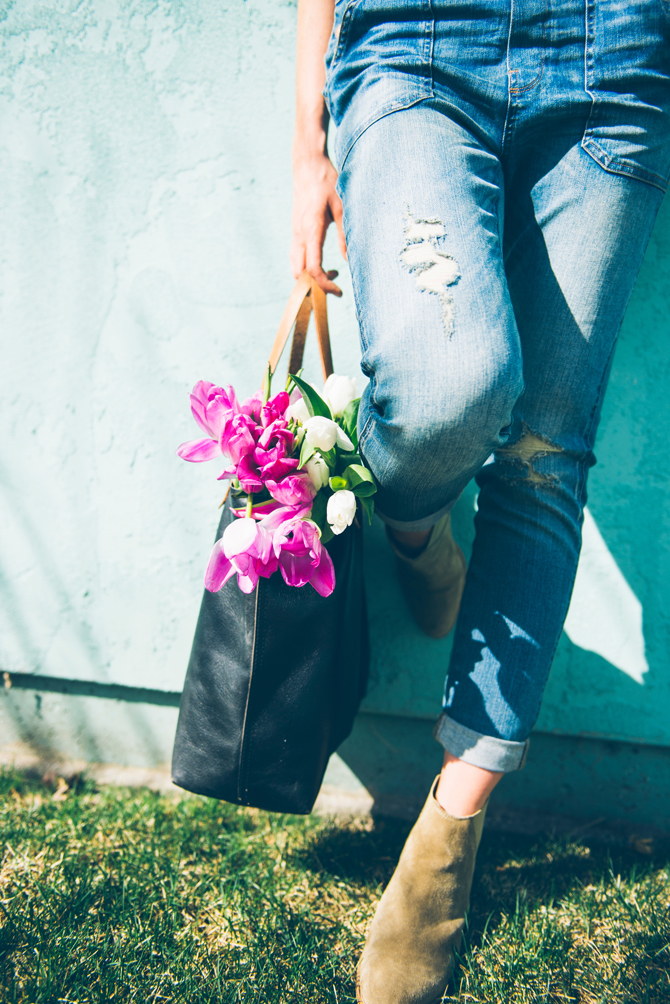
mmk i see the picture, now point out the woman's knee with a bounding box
[360,353,524,464]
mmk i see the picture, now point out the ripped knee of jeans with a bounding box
[495,423,563,486]
[399,209,461,336]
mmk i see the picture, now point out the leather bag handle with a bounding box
[267,271,334,383]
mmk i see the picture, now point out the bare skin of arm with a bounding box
[292,0,346,296]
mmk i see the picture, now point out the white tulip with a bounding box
[304,415,356,453]
[335,425,355,452]
[323,373,359,418]
[285,396,311,426]
[327,489,357,535]
[304,454,330,489]
[304,415,338,451]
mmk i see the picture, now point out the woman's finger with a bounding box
[305,235,342,295]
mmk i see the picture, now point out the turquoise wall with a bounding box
[1,1,668,820]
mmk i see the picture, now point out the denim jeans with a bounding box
[324,0,670,771]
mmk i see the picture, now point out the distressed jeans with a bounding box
[325,0,670,770]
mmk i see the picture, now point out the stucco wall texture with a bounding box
[1,2,669,764]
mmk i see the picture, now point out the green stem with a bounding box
[246,494,254,518]
[263,363,272,403]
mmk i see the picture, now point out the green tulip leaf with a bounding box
[321,523,335,545]
[299,438,315,469]
[309,491,327,531]
[288,373,332,419]
[352,481,377,497]
[359,495,375,525]
[342,463,375,489]
[319,446,338,469]
[341,398,360,447]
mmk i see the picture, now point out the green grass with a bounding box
[1,768,668,1003]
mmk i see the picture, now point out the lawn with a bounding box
[1,768,668,1003]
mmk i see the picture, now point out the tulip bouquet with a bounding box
[177,370,377,598]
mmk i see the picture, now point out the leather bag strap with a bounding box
[267,271,334,383]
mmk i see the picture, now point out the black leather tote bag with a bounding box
[171,274,369,814]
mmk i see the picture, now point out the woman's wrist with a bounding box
[294,111,330,162]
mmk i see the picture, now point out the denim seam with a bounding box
[328,0,362,75]
[426,0,435,89]
[581,0,669,194]
[501,0,515,152]
[338,94,435,173]
[581,138,668,193]
[510,63,544,95]
[358,412,375,456]
[509,0,546,95]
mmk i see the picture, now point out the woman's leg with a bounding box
[338,103,517,1002]
[342,95,667,1004]
[438,140,666,776]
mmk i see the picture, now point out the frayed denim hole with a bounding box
[495,423,562,487]
[398,208,461,337]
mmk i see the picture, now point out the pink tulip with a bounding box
[205,516,279,594]
[261,391,290,427]
[254,447,300,482]
[225,414,259,464]
[273,516,336,596]
[190,380,239,438]
[239,392,264,422]
[265,472,317,507]
[258,504,313,529]
[257,418,294,453]
[178,380,240,464]
[236,454,264,493]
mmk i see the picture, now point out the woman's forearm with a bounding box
[294,0,335,160]
[291,0,346,294]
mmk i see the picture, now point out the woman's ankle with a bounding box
[435,752,503,817]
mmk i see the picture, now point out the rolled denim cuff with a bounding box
[434,712,528,773]
[375,497,457,533]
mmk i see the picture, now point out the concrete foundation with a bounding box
[3,683,668,834]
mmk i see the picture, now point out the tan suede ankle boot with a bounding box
[356,779,487,1004]
[387,513,466,639]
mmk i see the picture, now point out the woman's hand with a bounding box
[291,151,346,296]
[292,0,345,296]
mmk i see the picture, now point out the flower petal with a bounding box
[260,504,312,534]
[177,438,220,462]
[204,541,236,592]
[335,426,355,452]
[309,546,336,597]
[237,455,264,493]
[216,465,237,480]
[278,550,317,588]
[237,571,259,593]
[265,473,317,507]
[222,516,261,559]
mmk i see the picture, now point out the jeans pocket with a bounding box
[325,0,361,80]
[582,0,670,192]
